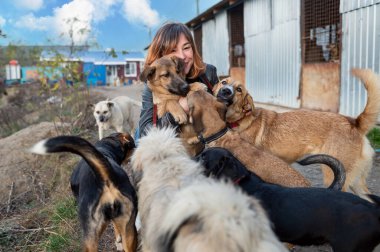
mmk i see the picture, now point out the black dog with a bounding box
[30,133,138,252]
[199,147,380,252]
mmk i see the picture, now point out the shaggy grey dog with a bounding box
[131,127,286,252]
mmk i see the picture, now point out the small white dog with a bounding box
[91,96,141,139]
[131,127,286,252]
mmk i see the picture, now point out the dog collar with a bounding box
[153,104,157,127]
[228,110,251,128]
[198,127,229,144]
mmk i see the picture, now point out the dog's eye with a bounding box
[96,111,100,114]
[236,87,242,92]
[222,80,227,85]
[160,72,170,78]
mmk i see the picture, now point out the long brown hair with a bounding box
[145,22,205,79]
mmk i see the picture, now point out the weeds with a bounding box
[0,81,104,251]
[44,197,80,252]
[367,127,380,149]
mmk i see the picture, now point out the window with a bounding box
[125,62,137,77]
[302,0,341,63]
[228,3,245,67]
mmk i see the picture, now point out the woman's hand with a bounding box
[179,96,189,114]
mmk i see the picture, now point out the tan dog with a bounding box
[186,89,311,187]
[139,55,205,124]
[213,69,380,198]
[139,55,207,156]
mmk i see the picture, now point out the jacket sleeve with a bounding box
[138,83,154,138]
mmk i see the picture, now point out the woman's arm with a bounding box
[137,84,154,138]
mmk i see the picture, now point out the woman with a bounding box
[136,22,219,139]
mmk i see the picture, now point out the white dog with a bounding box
[131,127,286,252]
[91,96,141,139]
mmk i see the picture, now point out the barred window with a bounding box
[302,0,341,63]
[228,3,245,67]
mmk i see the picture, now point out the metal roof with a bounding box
[40,50,145,64]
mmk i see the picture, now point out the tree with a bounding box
[0,29,6,38]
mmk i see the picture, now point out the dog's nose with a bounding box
[179,83,190,95]
[99,115,105,122]
[218,86,234,100]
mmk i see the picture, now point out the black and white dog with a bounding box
[199,147,380,252]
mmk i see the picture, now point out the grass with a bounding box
[44,197,80,252]
[367,127,380,149]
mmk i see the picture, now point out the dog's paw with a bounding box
[175,112,188,124]
[187,137,200,145]
[191,82,207,92]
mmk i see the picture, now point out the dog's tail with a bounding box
[29,136,114,183]
[297,154,346,190]
[352,68,380,135]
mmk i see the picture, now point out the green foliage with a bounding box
[367,127,380,149]
[44,197,80,252]
[52,198,77,225]
[0,44,42,67]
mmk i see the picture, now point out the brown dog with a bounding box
[185,89,312,187]
[139,55,207,156]
[213,69,380,199]
[139,55,205,124]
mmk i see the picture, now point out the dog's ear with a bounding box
[140,65,156,82]
[189,104,204,133]
[243,94,255,111]
[107,102,114,108]
[215,101,227,121]
[170,56,185,75]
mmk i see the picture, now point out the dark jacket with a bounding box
[137,64,219,138]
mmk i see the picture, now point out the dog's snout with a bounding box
[99,115,105,122]
[179,82,190,95]
[217,86,235,104]
[220,86,233,97]
[169,78,190,96]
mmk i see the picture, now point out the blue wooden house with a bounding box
[40,50,145,86]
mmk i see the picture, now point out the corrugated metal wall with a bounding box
[339,1,380,117]
[202,11,230,76]
[244,0,301,108]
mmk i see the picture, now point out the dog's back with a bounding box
[156,179,287,252]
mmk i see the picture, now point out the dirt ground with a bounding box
[92,83,380,251]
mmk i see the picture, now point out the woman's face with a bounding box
[168,33,194,75]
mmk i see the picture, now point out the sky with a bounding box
[0,0,220,52]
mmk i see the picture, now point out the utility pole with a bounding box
[196,0,200,15]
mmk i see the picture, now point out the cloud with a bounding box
[122,0,160,28]
[52,0,95,44]
[0,16,6,27]
[15,13,52,31]
[14,0,44,11]
[9,0,160,44]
